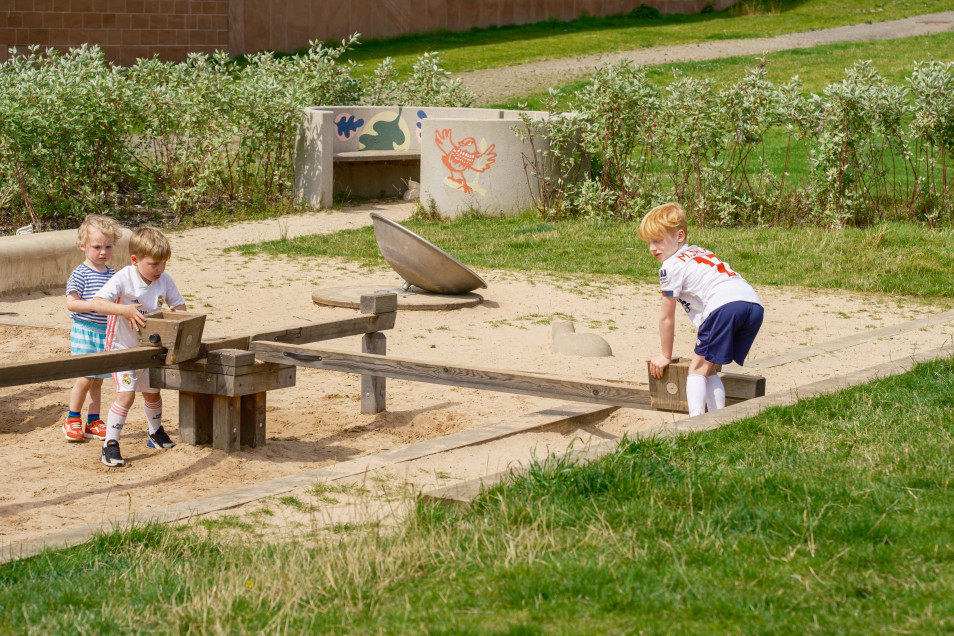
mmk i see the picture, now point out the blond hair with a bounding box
[77,214,123,246]
[637,202,688,242]
[129,225,172,261]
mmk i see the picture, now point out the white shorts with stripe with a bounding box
[113,368,154,393]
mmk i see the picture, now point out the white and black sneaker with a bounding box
[147,426,176,449]
[100,440,125,467]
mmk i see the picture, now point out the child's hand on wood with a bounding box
[121,304,146,331]
[647,354,671,379]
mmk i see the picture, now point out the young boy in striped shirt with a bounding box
[64,215,123,442]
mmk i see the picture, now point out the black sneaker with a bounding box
[100,440,125,467]
[147,426,176,449]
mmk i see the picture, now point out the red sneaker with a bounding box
[84,419,107,441]
[63,417,84,442]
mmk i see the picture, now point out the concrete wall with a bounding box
[0,229,131,296]
[1,0,735,64]
[420,115,550,218]
[294,106,508,207]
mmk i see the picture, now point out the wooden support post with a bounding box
[178,391,212,445]
[240,392,267,448]
[361,332,387,414]
[359,292,395,415]
[212,395,241,453]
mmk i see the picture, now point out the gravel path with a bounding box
[457,11,954,104]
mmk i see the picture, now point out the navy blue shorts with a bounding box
[694,301,764,366]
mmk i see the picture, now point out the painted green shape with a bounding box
[359,107,406,150]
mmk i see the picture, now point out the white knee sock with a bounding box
[687,374,707,417]
[106,403,128,444]
[706,375,726,412]
[144,398,162,435]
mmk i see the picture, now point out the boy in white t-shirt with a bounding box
[92,226,187,467]
[638,202,763,417]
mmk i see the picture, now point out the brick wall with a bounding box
[1,0,229,66]
[1,0,734,65]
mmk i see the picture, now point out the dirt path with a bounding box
[457,11,954,104]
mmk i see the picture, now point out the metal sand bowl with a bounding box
[370,213,487,295]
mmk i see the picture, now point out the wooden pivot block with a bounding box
[647,357,766,413]
[361,332,387,414]
[138,311,206,365]
[151,349,295,451]
[360,292,398,315]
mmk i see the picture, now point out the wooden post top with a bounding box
[360,292,398,315]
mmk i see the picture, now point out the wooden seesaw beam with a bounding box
[251,341,655,410]
[0,312,397,391]
[0,347,166,388]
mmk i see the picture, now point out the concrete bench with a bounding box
[294,105,534,209]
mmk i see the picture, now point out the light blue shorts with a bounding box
[70,320,110,379]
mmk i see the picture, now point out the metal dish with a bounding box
[370,213,487,294]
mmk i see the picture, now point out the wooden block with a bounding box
[212,395,241,453]
[138,311,206,365]
[647,357,766,413]
[207,349,256,368]
[179,391,212,445]
[226,366,296,397]
[721,372,767,400]
[150,364,296,396]
[360,293,398,315]
[361,332,387,414]
[240,392,267,448]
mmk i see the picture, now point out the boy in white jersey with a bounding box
[64,215,123,442]
[638,202,763,417]
[92,226,187,467]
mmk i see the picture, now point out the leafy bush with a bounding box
[0,38,473,227]
[527,57,954,228]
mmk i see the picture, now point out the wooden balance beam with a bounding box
[251,341,656,410]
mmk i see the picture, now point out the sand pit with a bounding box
[2,200,953,551]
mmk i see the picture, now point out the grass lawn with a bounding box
[2,356,952,632]
[338,0,953,76]
[495,30,954,110]
[231,215,954,301]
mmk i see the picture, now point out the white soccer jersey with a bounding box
[97,265,185,351]
[659,244,762,328]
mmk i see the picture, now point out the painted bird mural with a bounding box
[435,129,496,193]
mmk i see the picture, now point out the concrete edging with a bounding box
[0,230,132,296]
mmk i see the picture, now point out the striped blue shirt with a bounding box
[66,263,115,326]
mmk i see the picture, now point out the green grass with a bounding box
[230,215,954,300]
[338,0,953,76]
[3,356,952,632]
[496,30,954,109]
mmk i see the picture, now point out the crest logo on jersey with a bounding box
[157,295,165,308]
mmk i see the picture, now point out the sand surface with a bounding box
[4,13,954,548]
[2,200,953,546]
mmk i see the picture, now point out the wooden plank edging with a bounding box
[421,345,954,507]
